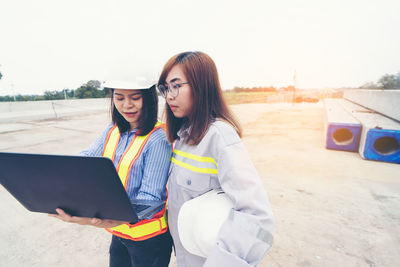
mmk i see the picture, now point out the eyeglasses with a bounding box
[157,81,189,98]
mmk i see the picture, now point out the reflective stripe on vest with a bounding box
[171,149,218,174]
[102,122,168,241]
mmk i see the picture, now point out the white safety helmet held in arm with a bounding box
[177,189,234,258]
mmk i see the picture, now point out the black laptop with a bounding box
[0,152,165,222]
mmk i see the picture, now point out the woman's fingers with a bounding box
[49,209,95,225]
[90,218,101,225]
[47,208,73,222]
[55,208,72,220]
[48,210,126,228]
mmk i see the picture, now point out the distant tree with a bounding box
[43,90,65,100]
[359,82,379,89]
[15,94,30,101]
[397,72,400,87]
[69,89,75,98]
[33,95,46,101]
[0,71,2,80]
[74,80,106,99]
[86,80,101,89]
[233,86,246,92]
[266,86,277,92]
[0,95,14,102]
[0,94,48,102]
[229,86,277,93]
[378,73,400,89]
[280,85,295,92]
[61,88,75,99]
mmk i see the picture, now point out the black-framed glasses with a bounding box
[157,81,189,98]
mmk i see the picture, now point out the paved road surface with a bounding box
[1,103,399,266]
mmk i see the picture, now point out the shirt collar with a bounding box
[177,123,191,139]
[176,117,217,139]
[121,127,138,136]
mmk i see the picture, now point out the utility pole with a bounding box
[64,89,67,100]
[11,83,16,101]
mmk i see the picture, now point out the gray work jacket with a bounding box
[168,120,274,267]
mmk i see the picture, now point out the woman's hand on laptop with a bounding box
[48,208,127,228]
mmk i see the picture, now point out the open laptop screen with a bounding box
[0,152,140,222]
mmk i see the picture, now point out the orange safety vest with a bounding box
[103,122,168,241]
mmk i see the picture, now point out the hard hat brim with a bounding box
[103,80,153,90]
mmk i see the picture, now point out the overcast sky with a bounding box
[0,0,399,96]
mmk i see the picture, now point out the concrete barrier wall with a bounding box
[0,98,167,123]
[0,98,110,112]
[343,89,400,121]
[0,98,110,123]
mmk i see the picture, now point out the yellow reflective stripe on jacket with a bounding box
[173,149,218,166]
[171,149,218,174]
[110,212,167,238]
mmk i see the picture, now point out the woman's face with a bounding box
[113,89,143,130]
[165,65,193,118]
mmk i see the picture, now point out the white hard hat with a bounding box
[103,78,155,90]
[178,189,234,258]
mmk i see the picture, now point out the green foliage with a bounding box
[1,71,398,103]
[0,95,14,101]
[64,89,75,98]
[86,80,101,89]
[378,73,400,89]
[41,89,74,100]
[0,94,46,101]
[44,90,65,100]
[74,80,106,99]
[0,80,107,102]
[361,71,400,90]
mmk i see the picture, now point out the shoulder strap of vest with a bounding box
[103,122,165,189]
[103,125,120,161]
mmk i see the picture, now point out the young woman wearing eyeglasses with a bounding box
[157,51,274,267]
[50,81,173,267]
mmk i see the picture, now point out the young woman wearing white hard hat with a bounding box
[50,80,173,267]
[157,51,274,267]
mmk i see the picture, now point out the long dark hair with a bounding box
[109,85,158,136]
[158,51,242,145]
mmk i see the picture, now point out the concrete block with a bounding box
[343,89,400,121]
[339,99,400,164]
[324,98,362,151]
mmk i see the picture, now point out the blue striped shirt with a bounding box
[80,124,172,203]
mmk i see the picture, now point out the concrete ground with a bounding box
[0,103,399,267]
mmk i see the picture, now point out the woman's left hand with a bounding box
[48,208,127,228]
